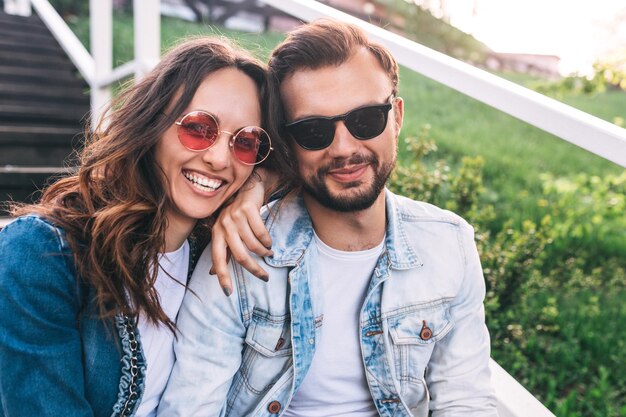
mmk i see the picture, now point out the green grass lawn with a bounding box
[398,68,625,226]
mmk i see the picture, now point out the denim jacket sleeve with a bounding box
[0,216,94,417]
[157,243,246,417]
[426,220,498,416]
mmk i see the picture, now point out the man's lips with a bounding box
[327,164,368,182]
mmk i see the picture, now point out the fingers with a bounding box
[221,215,270,280]
[225,203,272,257]
[209,171,274,295]
[210,228,234,296]
[245,205,273,250]
[211,200,272,296]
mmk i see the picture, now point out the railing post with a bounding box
[133,0,161,80]
[4,0,32,16]
[90,0,112,128]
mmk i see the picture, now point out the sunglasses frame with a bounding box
[284,94,395,151]
[175,110,272,166]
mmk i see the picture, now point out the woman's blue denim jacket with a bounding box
[0,215,198,417]
[159,189,498,417]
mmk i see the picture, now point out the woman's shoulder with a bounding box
[0,214,75,276]
[1,214,70,250]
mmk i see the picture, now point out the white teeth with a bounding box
[183,172,223,192]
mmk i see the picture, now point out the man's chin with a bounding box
[305,185,381,213]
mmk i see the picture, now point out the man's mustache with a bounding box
[318,154,378,175]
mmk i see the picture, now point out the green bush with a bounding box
[532,60,626,97]
[389,131,626,416]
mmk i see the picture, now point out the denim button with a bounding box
[420,320,433,340]
[309,338,314,344]
[268,400,281,414]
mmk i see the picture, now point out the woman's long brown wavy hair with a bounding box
[11,37,289,331]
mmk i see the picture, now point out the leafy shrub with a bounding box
[389,130,626,416]
[532,60,626,97]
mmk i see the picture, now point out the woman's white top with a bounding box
[135,240,189,417]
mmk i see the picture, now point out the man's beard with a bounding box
[301,153,395,212]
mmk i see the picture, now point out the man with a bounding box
[158,19,498,416]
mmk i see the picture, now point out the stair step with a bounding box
[0,166,74,187]
[2,77,87,92]
[0,146,79,165]
[0,27,60,47]
[0,65,86,85]
[0,49,74,70]
[0,12,46,30]
[0,8,43,21]
[0,46,72,63]
[0,20,49,35]
[0,167,75,212]
[0,82,89,105]
[1,188,42,213]
[0,125,83,166]
[0,38,65,56]
[0,104,89,125]
[0,148,79,166]
[0,11,45,25]
[0,166,75,175]
[0,124,83,142]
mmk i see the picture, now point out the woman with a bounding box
[0,37,288,417]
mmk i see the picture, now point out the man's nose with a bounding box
[327,121,360,157]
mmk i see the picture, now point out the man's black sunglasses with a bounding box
[284,95,395,150]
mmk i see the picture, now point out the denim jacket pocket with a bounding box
[240,310,293,395]
[387,300,454,383]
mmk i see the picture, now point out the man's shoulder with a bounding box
[388,191,469,229]
[261,192,302,216]
[260,193,310,232]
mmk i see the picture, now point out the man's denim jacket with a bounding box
[159,189,498,417]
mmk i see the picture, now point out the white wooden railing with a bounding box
[5,0,626,415]
[3,0,161,127]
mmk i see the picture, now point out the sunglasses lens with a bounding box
[233,127,271,165]
[345,105,389,139]
[285,100,392,151]
[178,112,218,151]
[286,120,335,150]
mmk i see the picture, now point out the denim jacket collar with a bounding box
[263,188,423,270]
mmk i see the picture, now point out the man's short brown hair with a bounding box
[269,18,399,95]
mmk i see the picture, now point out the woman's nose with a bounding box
[201,132,233,169]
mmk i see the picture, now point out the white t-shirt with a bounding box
[282,232,384,417]
[135,240,189,417]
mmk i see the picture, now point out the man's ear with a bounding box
[393,96,404,135]
[393,97,404,134]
